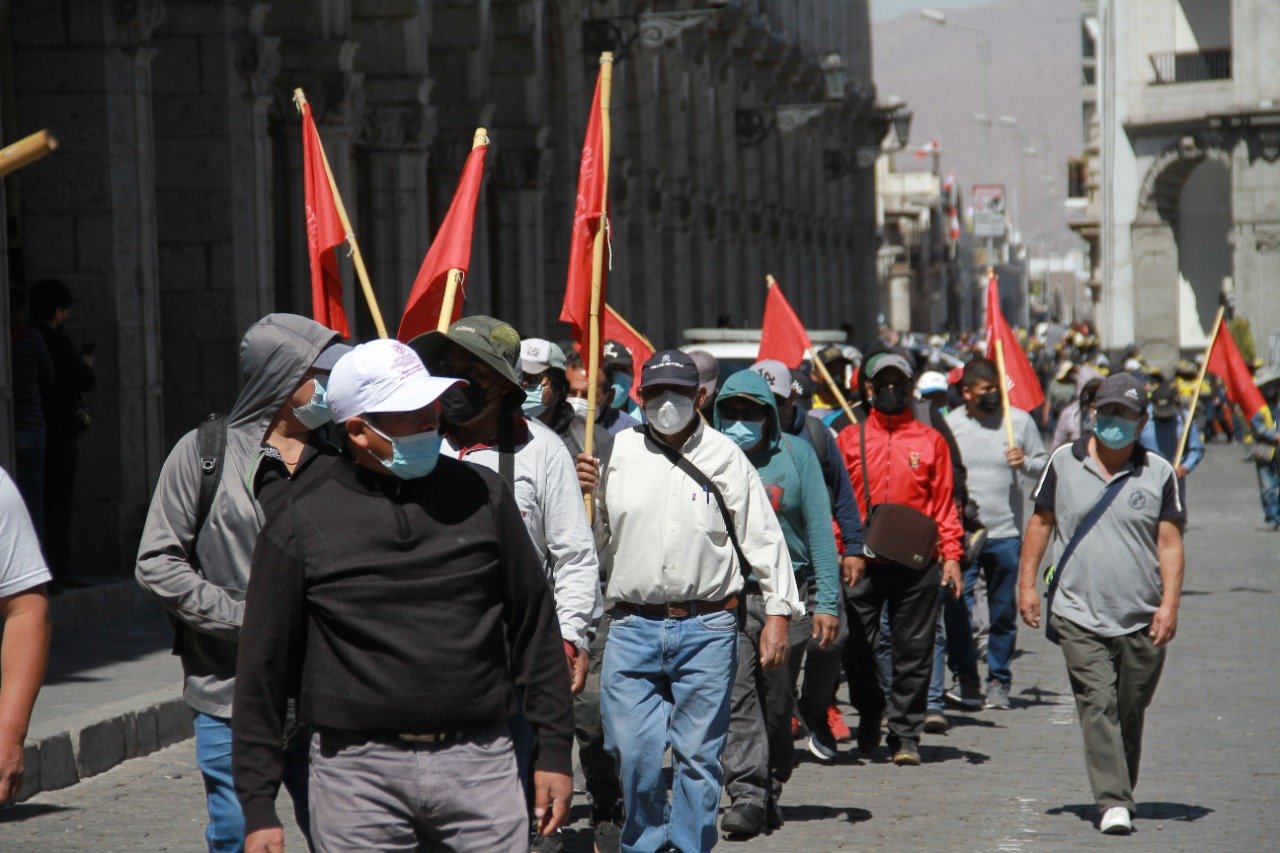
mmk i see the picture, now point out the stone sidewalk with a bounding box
[1,445,1276,850]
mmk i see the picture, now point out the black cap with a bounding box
[602,339,633,372]
[1094,373,1147,413]
[640,349,700,390]
[1151,380,1178,418]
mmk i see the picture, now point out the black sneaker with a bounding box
[766,798,784,830]
[856,714,882,755]
[944,676,984,710]
[720,803,766,836]
[531,831,565,853]
[892,739,921,766]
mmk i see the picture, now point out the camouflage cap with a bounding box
[407,314,523,387]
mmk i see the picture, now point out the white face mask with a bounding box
[569,396,590,419]
[644,390,697,435]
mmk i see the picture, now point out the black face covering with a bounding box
[873,386,909,415]
[975,389,1001,415]
[439,382,493,424]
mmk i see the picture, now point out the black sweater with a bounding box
[233,454,573,833]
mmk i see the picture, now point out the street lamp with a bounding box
[921,9,994,177]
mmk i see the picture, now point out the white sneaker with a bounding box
[1099,806,1132,835]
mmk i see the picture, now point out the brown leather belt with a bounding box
[610,595,739,619]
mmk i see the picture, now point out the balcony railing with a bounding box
[1149,48,1231,84]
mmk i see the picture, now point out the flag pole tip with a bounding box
[472,127,490,148]
[600,51,614,63]
[292,88,307,112]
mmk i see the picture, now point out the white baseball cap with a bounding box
[749,359,793,398]
[327,338,466,424]
[519,338,567,375]
[916,370,949,396]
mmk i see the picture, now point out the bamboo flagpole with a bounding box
[293,88,388,339]
[0,129,57,178]
[583,52,614,521]
[994,338,1016,449]
[436,127,490,332]
[1173,305,1225,470]
[809,346,859,426]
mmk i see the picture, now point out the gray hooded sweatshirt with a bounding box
[136,314,339,718]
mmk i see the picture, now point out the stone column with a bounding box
[11,0,167,570]
[489,133,551,334]
[1232,130,1280,353]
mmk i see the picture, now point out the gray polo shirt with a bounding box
[1032,437,1185,637]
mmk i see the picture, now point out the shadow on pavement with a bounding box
[779,804,872,824]
[919,744,990,765]
[0,803,73,822]
[946,714,998,730]
[1046,802,1214,823]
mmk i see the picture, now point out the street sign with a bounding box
[972,184,1006,238]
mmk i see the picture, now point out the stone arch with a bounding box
[1130,135,1234,363]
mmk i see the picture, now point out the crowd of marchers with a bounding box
[11,307,1280,851]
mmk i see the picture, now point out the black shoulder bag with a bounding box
[856,419,939,570]
[1041,472,1129,644]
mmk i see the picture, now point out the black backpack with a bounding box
[169,414,226,655]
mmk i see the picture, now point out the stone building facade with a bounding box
[1082,0,1280,364]
[0,0,890,572]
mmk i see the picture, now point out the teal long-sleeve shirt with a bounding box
[747,434,841,617]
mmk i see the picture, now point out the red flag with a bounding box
[301,102,349,337]
[603,304,654,403]
[1206,317,1269,423]
[560,68,609,357]
[397,139,489,341]
[985,271,1044,412]
[757,277,813,368]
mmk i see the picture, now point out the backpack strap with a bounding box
[1043,470,1130,642]
[498,416,516,488]
[801,416,836,503]
[194,414,227,558]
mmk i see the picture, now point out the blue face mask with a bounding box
[722,418,766,451]
[363,420,443,480]
[1094,414,1138,449]
[521,385,547,418]
[609,374,632,409]
[292,377,331,430]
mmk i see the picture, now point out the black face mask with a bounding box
[975,389,1001,415]
[873,386,909,415]
[439,382,493,424]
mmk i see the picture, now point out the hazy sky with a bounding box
[872,0,994,22]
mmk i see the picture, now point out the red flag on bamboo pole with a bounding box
[985,270,1044,412]
[757,276,813,368]
[603,304,654,404]
[559,64,610,359]
[397,130,489,341]
[1206,315,1269,423]
[300,101,349,337]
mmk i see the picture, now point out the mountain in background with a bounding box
[873,0,1083,253]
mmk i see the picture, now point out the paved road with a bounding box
[1,445,1276,851]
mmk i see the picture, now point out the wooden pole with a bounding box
[764,274,859,426]
[1173,306,1224,469]
[293,88,388,339]
[437,127,490,332]
[0,129,58,178]
[583,52,613,522]
[994,338,1016,449]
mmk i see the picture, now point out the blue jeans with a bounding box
[877,598,946,713]
[194,712,312,852]
[1258,460,1280,526]
[951,537,1021,687]
[602,609,738,853]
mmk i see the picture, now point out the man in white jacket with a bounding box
[596,349,803,853]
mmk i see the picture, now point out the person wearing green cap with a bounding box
[410,316,603,851]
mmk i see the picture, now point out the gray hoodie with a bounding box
[136,314,339,718]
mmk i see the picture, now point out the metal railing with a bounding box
[1149,48,1231,84]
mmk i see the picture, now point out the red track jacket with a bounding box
[836,407,964,564]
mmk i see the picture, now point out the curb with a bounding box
[18,688,192,801]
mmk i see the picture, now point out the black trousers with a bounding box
[42,430,79,578]
[843,562,941,747]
